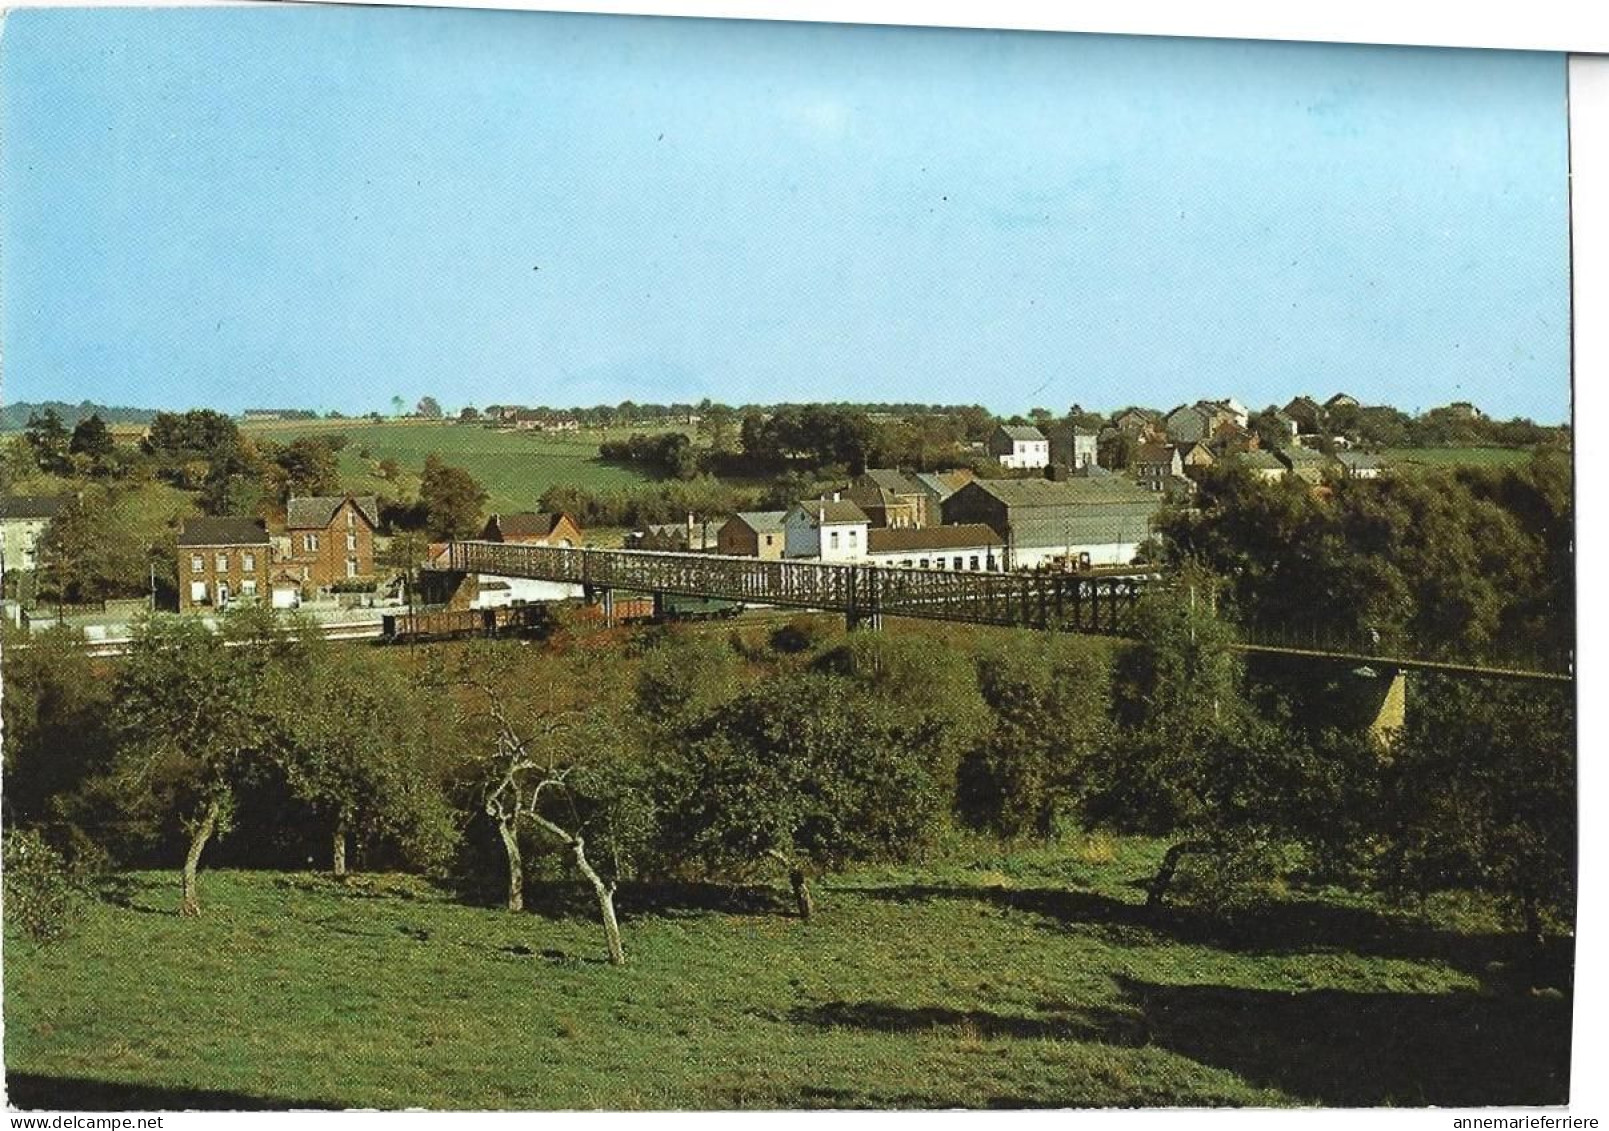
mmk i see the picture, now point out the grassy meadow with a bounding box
[4,837,1570,1110]
[240,419,681,513]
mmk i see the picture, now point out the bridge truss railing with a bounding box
[446,541,1156,634]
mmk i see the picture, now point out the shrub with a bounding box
[768,615,834,655]
[2,828,84,943]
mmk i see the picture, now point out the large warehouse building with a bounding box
[939,477,1163,569]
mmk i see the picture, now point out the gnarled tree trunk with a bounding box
[767,849,813,920]
[1146,839,1211,911]
[497,819,524,912]
[789,868,814,921]
[180,798,221,917]
[571,835,624,966]
[332,821,348,878]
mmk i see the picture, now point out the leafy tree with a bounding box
[670,672,950,919]
[1379,675,1574,946]
[23,410,71,475]
[416,396,443,420]
[419,454,488,540]
[68,413,115,462]
[958,634,1112,839]
[108,613,284,915]
[266,642,457,876]
[634,634,742,732]
[458,406,481,423]
[1,626,115,847]
[273,437,342,499]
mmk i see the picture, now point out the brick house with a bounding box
[178,517,272,610]
[285,495,379,593]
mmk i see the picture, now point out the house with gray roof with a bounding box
[1336,451,1385,479]
[988,424,1050,470]
[1275,446,1339,484]
[0,495,70,575]
[717,511,788,559]
[782,497,871,562]
[940,477,1163,569]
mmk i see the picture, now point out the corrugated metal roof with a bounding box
[961,477,1158,507]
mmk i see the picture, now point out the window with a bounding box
[953,556,964,570]
[347,510,356,528]
[242,553,255,572]
[346,532,357,551]
[830,531,840,550]
[304,533,320,552]
[970,556,980,571]
[189,581,207,603]
[848,529,857,543]
[764,535,774,546]
[215,553,228,572]
[191,555,204,573]
[241,580,258,598]
[346,558,358,578]
[919,558,929,569]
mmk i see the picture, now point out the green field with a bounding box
[3,838,1569,1110]
[241,420,680,513]
[1380,446,1539,468]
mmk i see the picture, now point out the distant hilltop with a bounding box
[0,400,163,431]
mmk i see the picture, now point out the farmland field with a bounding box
[240,419,683,513]
[3,838,1569,1110]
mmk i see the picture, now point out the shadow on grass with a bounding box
[850,882,1572,987]
[791,979,1570,1107]
[792,999,1137,1044]
[5,1073,339,1112]
[520,879,790,922]
[93,875,176,917]
[1113,974,1572,1106]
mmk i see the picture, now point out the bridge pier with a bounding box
[1366,668,1407,744]
[652,592,666,621]
[846,607,883,631]
[420,569,477,611]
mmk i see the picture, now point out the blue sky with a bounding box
[0,8,1571,421]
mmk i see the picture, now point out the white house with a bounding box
[782,497,870,561]
[1069,426,1098,469]
[988,424,1050,470]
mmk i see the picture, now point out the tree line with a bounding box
[1160,450,1572,666]
[3,584,1573,967]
